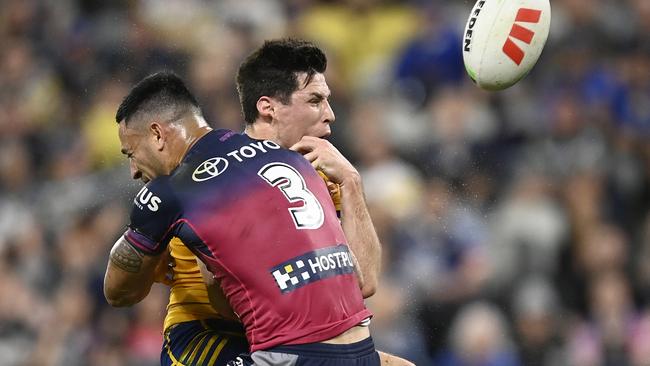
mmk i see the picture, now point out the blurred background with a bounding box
[0,0,649,365]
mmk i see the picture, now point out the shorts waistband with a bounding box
[268,337,375,359]
[200,318,245,334]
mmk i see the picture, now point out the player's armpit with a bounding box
[104,236,162,307]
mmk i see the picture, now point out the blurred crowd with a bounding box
[0,0,649,365]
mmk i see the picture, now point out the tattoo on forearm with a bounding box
[110,240,144,273]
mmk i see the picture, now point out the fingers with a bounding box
[302,150,325,171]
[303,151,317,163]
[289,139,314,154]
[304,155,319,170]
[290,137,348,181]
[289,136,327,153]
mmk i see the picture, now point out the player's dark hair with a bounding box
[115,71,201,126]
[236,38,327,124]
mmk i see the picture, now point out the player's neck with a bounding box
[244,122,283,147]
[173,125,213,169]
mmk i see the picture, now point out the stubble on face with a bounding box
[118,121,158,183]
[273,73,334,147]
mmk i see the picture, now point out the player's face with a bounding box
[118,121,164,183]
[273,72,335,147]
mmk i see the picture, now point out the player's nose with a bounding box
[323,100,335,124]
[129,160,142,180]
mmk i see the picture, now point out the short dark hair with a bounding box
[115,71,201,126]
[236,38,327,124]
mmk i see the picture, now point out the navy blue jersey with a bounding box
[124,130,371,352]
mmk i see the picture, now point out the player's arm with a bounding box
[104,238,163,307]
[104,179,180,307]
[337,172,381,297]
[196,259,238,321]
[291,136,381,298]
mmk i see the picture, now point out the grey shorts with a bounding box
[227,337,380,366]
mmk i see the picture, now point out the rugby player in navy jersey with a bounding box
[104,39,414,366]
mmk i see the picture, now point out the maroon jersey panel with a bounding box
[126,130,371,351]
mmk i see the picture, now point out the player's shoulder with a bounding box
[132,176,181,217]
[196,129,241,150]
[141,175,174,195]
[127,177,183,254]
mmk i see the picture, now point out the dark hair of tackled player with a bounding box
[113,71,210,183]
[236,38,327,124]
[115,71,202,126]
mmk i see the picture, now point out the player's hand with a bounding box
[289,136,359,186]
[153,248,174,285]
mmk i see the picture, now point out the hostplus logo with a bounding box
[271,245,355,293]
[502,8,542,65]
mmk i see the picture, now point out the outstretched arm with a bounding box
[104,236,164,307]
[291,136,381,298]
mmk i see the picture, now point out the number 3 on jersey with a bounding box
[258,163,325,230]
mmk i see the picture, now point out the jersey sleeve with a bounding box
[123,177,182,255]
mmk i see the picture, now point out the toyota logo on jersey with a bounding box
[192,157,229,182]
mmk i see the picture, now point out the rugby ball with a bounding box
[463,0,551,90]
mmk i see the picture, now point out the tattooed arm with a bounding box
[103,236,163,307]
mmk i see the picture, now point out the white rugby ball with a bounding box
[463,0,551,91]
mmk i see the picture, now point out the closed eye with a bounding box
[308,92,329,104]
[120,149,133,159]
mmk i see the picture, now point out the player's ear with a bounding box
[256,96,274,121]
[149,122,165,151]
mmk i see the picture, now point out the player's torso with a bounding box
[171,130,345,264]
[163,238,221,331]
[164,173,342,332]
[170,130,370,350]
